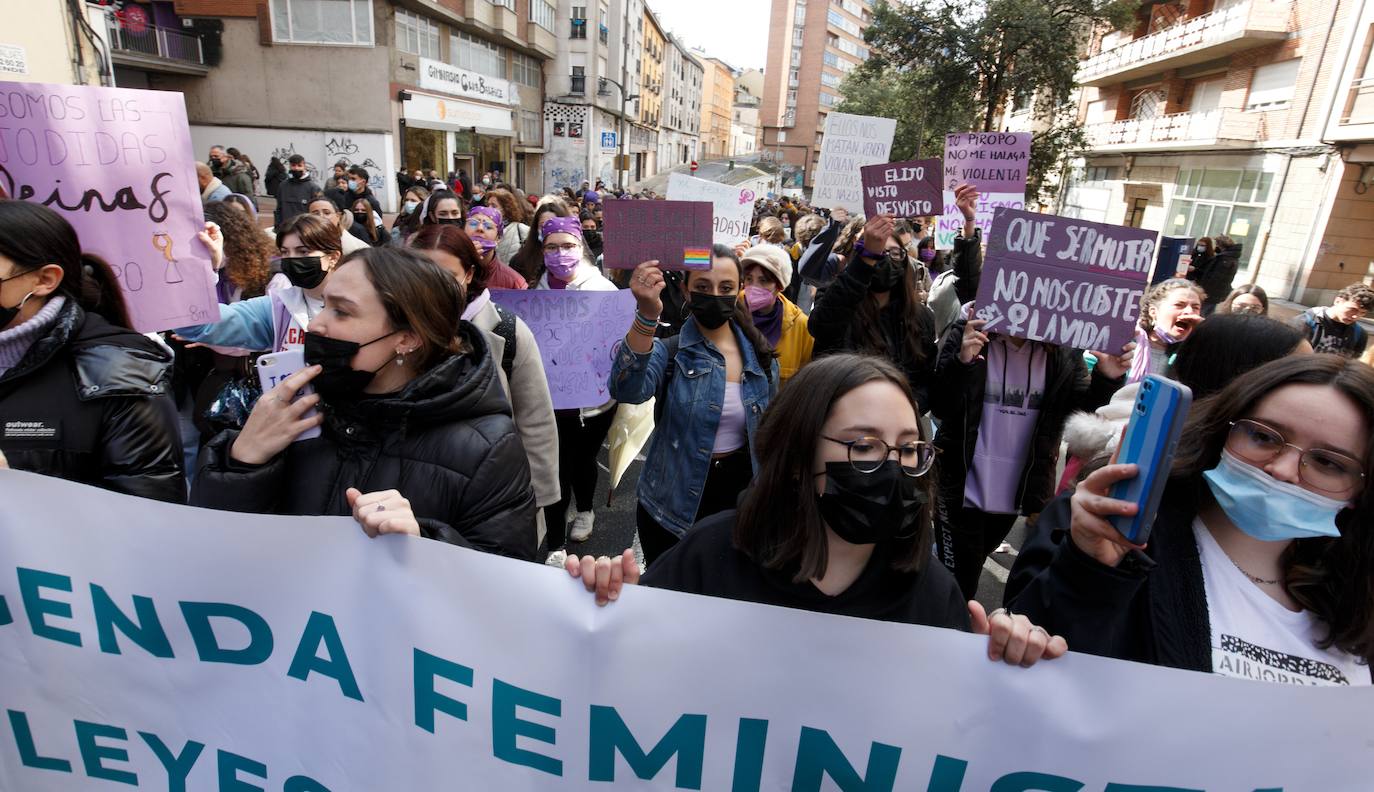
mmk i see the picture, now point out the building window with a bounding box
[452,30,507,79]
[531,0,556,31]
[520,110,542,145]
[570,6,587,38]
[827,9,860,36]
[512,52,541,87]
[1246,59,1301,111]
[271,0,373,45]
[571,65,586,94]
[1166,168,1274,270]
[395,9,439,59]
[835,38,867,60]
[795,5,806,23]
[820,71,841,88]
[488,0,516,10]
[819,92,839,107]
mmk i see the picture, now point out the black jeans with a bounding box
[638,449,752,568]
[545,408,616,551]
[935,506,1020,601]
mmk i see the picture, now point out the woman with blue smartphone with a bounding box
[1007,355,1374,685]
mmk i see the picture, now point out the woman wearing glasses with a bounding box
[1009,355,1374,684]
[461,206,529,290]
[566,355,1069,666]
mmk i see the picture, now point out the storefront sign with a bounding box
[419,57,513,105]
[973,207,1155,351]
[403,91,513,134]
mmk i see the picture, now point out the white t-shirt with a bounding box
[1193,519,1368,686]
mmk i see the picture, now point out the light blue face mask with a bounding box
[1203,450,1348,542]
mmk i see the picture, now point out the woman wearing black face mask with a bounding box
[611,245,778,565]
[191,247,538,559]
[579,210,603,262]
[564,355,1070,668]
[348,197,388,248]
[808,214,941,411]
[176,213,343,354]
[422,194,465,228]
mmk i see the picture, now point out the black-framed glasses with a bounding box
[1226,419,1366,496]
[822,435,935,477]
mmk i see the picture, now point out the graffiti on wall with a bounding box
[269,142,318,181]
[324,135,386,192]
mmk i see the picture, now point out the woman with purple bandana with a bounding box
[464,206,529,290]
[537,216,618,560]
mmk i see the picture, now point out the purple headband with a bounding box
[540,216,583,242]
[467,205,503,234]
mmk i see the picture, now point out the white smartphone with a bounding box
[255,349,322,441]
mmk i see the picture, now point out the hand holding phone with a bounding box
[255,350,322,442]
[1108,376,1193,544]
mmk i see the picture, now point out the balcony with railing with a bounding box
[1083,108,1260,151]
[1077,0,1288,87]
[109,22,208,76]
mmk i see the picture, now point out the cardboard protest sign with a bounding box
[665,173,754,245]
[489,289,634,409]
[860,158,941,219]
[602,199,713,270]
[4,468,1372,791]
[0,81,219,332]
[936,132,1031,249]
[811,111,896,214]
[973,207,1156,351]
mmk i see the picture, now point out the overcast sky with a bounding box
[650,0,771,72]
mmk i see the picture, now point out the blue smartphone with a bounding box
[1109,375,1193,544]
[255,349,322,441]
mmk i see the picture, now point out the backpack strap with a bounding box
[492,303,518,382]
[652,334,680,425]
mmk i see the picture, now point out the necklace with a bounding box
[1230,557,1280,586]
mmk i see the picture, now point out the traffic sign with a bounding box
[601,131,617,149]
[690,160,698,172]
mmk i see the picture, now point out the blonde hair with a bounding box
[758,216,785,243]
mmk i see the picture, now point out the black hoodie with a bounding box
[192,324,537,560]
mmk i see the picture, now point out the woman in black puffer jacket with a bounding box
[0,201,184,503]
[191,247,537,560]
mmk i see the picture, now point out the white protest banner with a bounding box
[812,112,896,214]
[937,132,1032,249]
[666,173,755,245]
[1,470,1369,791]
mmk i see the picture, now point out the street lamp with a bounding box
[599,76,638,193]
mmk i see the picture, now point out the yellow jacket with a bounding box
[773,296,814,387]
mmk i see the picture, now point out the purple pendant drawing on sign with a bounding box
[0,81,219,332]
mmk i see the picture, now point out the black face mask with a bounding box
[436,217,463,227]
[817,461,927,545]
[280,256,328,290]
[0,268,36,329]
[302,330,396,402]
[291,171,308,181]
[688,292,736,330]
[869,256,906,293]
[582,230,602,248]
[352,211,370,226]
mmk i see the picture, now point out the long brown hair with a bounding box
[734,354,934,581]
[276,212,342,254]
[408,224,489,296]
[846,234,934,369]
[339,247,467,371]
[510,197,571,285]
[1173,354,1374,661]
[204,201,273,299]
[485,187,528,226]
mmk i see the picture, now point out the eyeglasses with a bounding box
[822,435,935,477]
[1226,419,1366,496]
[543,242,579,253]
[466,220,497,232]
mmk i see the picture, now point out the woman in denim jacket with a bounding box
[611,244,778,566]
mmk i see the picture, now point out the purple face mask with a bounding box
[544,248,581,280]
[918,248,936,262]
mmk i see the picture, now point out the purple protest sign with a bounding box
[942,132,1032,193]
[860,158,941,218]
[602,199,714,270]
[0,81,218,332]
[489,288,636,409]
[972,207,1156,351]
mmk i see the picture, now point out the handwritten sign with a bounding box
[602,199,713,270]
[0,81,219,332]
[937,132,1031,249]
[860,158,941,219]
[812,112,896,214]
[666,173,754,245]
[489,289,635,409]
[973,207,1155,351]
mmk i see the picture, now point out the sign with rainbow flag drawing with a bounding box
[603,199,714,270]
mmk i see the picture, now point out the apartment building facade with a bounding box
[147,0,555,211]
[760,0,870,189]
[634,5,665,178]
[660,35,704,170]
[0,1,114,87]
[1059,0,1365,305]
[699,55,736,158]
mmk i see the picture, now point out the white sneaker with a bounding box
[569,510,595,542]
[545,549,568,568]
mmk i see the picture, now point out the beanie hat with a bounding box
[740,244,792,291]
